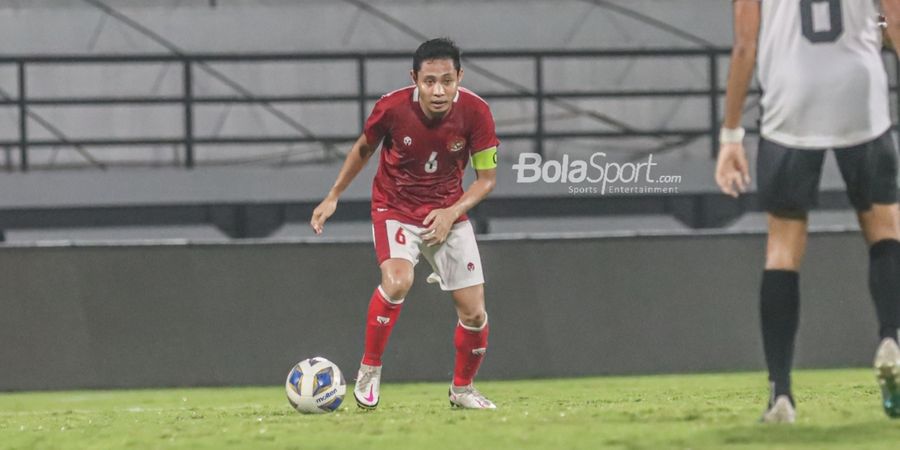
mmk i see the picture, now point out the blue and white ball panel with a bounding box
[284,364,305,409]
[319,394,343,412]
[284,356,347,414]
[312,367,333,396]
[287,367,303,394]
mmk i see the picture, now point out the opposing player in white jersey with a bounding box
[717,0,900,422]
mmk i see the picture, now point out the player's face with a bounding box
[411,58,463,119]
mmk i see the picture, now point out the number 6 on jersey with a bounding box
[424,151,438,173]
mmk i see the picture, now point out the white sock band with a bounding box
[377,285,404,305]
[458,313,488,331]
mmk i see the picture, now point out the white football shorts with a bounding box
[373,218,484,291]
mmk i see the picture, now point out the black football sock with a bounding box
[760,270,800,401]
[869,239,900,342]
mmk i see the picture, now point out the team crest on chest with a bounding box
[448,137,466,152]
[403,136,412,146]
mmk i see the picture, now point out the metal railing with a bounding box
[2,48,898,171]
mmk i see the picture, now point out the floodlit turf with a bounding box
[1,369,900,449]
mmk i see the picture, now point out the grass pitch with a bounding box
[1,369,899,449]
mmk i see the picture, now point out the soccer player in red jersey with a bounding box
[310,38,499,409]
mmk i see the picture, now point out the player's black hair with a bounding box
[412,38,461,73]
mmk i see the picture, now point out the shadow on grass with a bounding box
[706,420,900,447]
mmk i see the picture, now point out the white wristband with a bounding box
[719,126,745,144]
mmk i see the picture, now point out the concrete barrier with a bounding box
[0,230,879,390]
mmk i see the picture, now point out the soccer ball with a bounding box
[285,357,346,414]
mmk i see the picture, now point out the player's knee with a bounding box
[458,308,486,328]
[859,204,900,243]
[381,269,413,299]
[766,215,807,270]
[381,279,412,299]
[765,248,803,270]
[863,224,899,245]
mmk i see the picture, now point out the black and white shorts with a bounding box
[757,130,899,217]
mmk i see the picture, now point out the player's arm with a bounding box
[715,0,760,198]
[882,0,900,57]
[309,134,377,234]
[422,147,497,246]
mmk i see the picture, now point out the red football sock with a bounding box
[361,286,404,366]
[453,318,489,386]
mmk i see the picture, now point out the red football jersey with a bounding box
[364,85,499,225]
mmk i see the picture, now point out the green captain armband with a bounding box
[471,147,498,170]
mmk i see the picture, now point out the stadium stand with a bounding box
[0,0,895,239]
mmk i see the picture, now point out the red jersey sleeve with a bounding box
[363,98,391,146]
[468,101,500,156]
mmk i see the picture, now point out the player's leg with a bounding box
[448,283,495,409]
[858,204,900,418]
[355,219,421,409]
[760,213,806,424]
[362,259,412,367]
[421,220,495,409]
[756,138,824,423]
[838,132,900,343]
[836,131,900,417]
[858,205,900,342]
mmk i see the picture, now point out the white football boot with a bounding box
[353,363,382,409]
[874,337,900,418]
[449,384,497,409]
[761,395,796,424]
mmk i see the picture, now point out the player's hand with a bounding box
[422,208,458,247]
[715,142,751,198]
[310,197,338,235]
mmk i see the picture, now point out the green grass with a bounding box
[2,369,899,449]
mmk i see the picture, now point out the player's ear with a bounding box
[457,68,464,83]
[410,69,417,84]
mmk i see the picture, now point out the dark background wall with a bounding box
[0,230,879,391]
